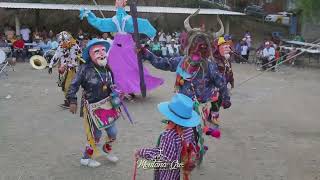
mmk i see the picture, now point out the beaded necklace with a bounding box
[93,66,113,92]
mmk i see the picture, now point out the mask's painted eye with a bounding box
[200,44,208,49]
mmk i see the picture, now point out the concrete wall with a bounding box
[301,22,320,41]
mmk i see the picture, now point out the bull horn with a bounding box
[184,8,201,32]
[213,15,224,38]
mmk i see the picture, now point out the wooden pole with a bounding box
[130,0,147,98]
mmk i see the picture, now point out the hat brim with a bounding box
[30,55,47,70]
[157,102,200,128]
[82,41,110,63]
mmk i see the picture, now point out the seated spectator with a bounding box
[13,35,25,49]
[262,41,276,71]
[33,28,41,41]
[12,35,26,61]
[48,30,54,39]
[77,29,85,42]
[5,27,15,43]
[0,36,8,47]
[41,26,48,39]
[51,39,59,50]
[151,39,161,56]
[102,32,113,44]
[39,37,52,54]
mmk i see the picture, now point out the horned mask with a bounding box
[182,9,224,61]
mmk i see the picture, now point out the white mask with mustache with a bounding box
[97,57,107,67]
[224,54,230,60]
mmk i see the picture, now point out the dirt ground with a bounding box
[1,62,320,180]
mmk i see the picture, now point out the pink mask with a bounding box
[89,44,108,67]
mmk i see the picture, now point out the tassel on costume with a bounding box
[83,106,99,157]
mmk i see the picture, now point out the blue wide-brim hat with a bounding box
[158,93,200,128]
[82,38,110,63]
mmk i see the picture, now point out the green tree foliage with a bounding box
[297,0,320,23]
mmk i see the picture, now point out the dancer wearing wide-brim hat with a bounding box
[135,93,201,180]
[67,38,123,167]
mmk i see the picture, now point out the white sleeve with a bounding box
[262,49,267,57]
[70,44,81,66]
[49,47,62,68]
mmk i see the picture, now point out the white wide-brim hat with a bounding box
[30,55,47,70]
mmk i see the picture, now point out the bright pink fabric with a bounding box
[94,109,118,125]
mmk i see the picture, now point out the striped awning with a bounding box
[0,2,244,15]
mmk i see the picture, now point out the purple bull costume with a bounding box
[80,2,163,94]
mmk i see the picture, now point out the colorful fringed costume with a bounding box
[137,94,201,180]
[80,2,163,94]
[67,39,123,167]
[142,9,231,139]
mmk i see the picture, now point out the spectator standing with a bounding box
[167,39,178,57]
[20,25,31,43]
[166,33,172,44]
[161,42,168,57]
[174,40,181,55]
[158,31,166,44]
[175,28,181,39]
[244,30,252,58]
[240,40,249,63]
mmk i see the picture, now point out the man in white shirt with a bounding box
[166,34,172,44]
[20,26,31,43]
[240,40,248,63]
[161,42,168,57]
[167,40,178,57]
[158,32,166,44]
[262,41,276,71]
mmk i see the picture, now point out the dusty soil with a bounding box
[1,62,320,180]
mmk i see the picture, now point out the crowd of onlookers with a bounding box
[0,25,61,61]
[0,24,302,71]
[140,30,186,58]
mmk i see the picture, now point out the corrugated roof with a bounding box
[0,2,244,15]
